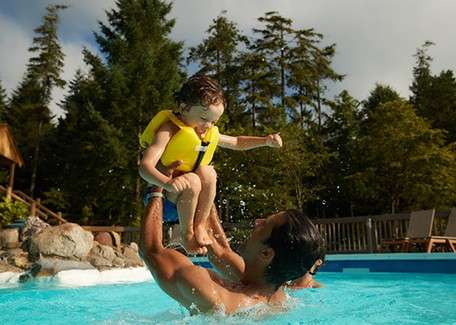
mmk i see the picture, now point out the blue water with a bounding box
[1,273,456,324]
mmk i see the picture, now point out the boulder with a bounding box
[110,231,122,248]
[34,257,95,277]
[6,249,31,270]
[129,242,139,252]
[94,232,113,246]
[0,260,22,273]
[122,245,144,267]
[29,223,93,260]
[0,228,20,249]
[87,242,117,268]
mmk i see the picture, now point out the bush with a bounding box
[0,197,29,227]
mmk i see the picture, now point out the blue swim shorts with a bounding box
[143,187,179,224]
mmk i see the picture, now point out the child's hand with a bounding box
[164,174,193,193]
[266,133,282,148]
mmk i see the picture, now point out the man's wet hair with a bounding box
[174,74,225,110]
[263,210,326,289]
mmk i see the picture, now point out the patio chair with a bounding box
[381,209,435,252]
[426,207,456,253]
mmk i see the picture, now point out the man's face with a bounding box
[240,211,288,264]
[181,102,224,136]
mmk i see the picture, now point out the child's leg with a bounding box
[193,165,217,246]
[168,172,204,254]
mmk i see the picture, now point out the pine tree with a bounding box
[410,41,456,143]
[410,41,434,113]
[81,0,182,222]
[287,28,342,130]
[187,11,247,129]
[7,5,67,196]
[0,81,7,121]
[321,90,361,217]
[363,83,401,117]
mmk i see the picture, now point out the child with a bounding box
[139,75,282,254]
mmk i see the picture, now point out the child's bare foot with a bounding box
[194,225,213,246]
[181,233,207,255]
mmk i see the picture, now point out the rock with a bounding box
[88,242,117,268]
[0,260,22,273]
[33,257,95,277]
[129,242,139,253]
[110,231,122,248]
[29,223,93,260]
[122,245,144,267]
[0,228,20,249]
[7,250,30,270]
[94,232,113,246]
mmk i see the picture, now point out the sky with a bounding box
[1,0,455,118]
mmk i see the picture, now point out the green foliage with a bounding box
[42,188,69,212]
[187,11,247,129]
[0,198,29,227]
[5,6,456,225]
[354,100,456,213]
[0,81,7,121]
[5,5,67,196]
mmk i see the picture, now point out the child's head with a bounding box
[174,75,225,134]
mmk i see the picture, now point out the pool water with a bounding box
[1,273,456,324]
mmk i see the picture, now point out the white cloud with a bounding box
[0,13,31,94]
[50,41,93,119]
[2,0,456,117]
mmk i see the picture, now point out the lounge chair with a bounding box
[426,207,456,253]
[381,209,435,252]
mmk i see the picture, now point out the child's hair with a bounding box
[174,74,224,112]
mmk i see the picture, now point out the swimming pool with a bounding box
[1,272,456,324]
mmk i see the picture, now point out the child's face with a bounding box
[181,102,224,135]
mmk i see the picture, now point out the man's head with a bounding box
[240,210,325,289]
[174,74,225,134]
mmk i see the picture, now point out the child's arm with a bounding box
[218,133,282,150]
[139,123,174,188]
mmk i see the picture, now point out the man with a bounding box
[139,169,325,315]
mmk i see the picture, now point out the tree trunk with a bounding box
[30,119,43,197]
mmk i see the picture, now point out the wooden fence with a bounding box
[313,210,452,253]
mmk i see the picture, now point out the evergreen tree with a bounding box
[355,99,456,214]
[46,71,129,224]
[410,41,456,143]
[321,90,361,217]
[7,4,67,196]
[79,0,182,222]
[410,41,434,114]
[363,83,401,116]
[0,81,7,121]
[250,11,294,127]
[288,28,342,130]
[187,11,247,129]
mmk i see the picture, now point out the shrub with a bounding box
[0,197,29,227]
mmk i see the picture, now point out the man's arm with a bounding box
[140,196,221,312]
[218,133,282,151]
[206,205,246,282]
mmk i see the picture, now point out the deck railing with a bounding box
[0,184,66,224]
[313,210,452,253]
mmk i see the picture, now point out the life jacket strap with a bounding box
[192,141,210,172]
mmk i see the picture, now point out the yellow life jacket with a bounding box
[139,110,219,172]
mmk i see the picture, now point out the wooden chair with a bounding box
[381,209,435,252]
[426,208,456,253]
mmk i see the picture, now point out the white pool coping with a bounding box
[0,267,153,288]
